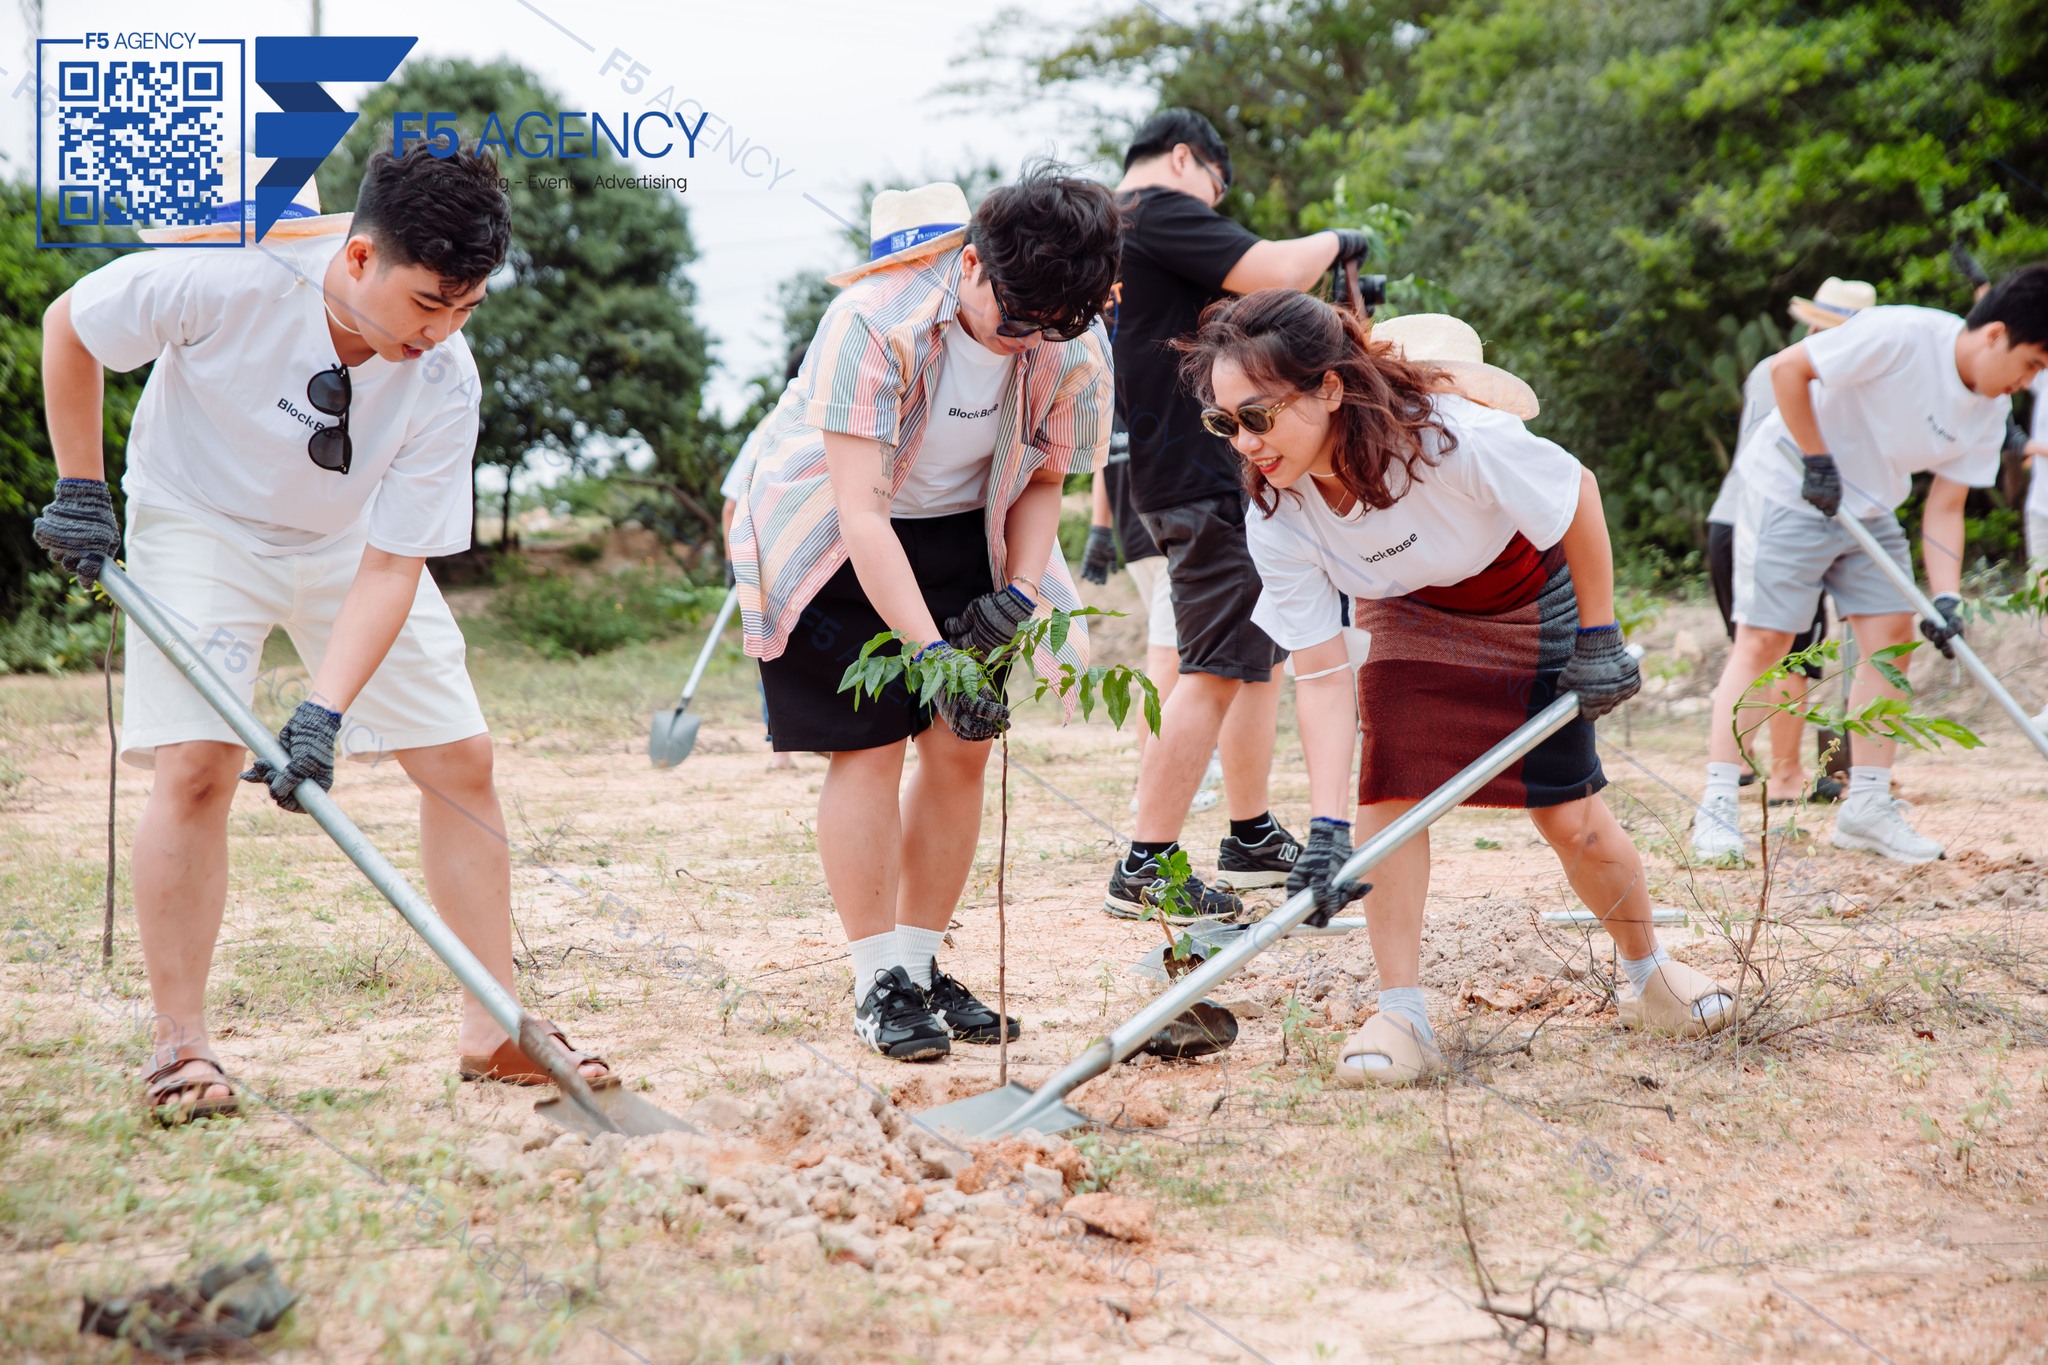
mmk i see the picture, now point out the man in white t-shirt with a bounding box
[1692,267,2048,865]
[32,145,619,1122]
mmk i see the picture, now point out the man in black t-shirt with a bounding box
[1104,108,1376,922]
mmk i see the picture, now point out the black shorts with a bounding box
[1140,493,1288,682]
[1706,519,1826,677]
[758,509,1001,752]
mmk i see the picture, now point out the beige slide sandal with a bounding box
[1618,960,1744,1039]
[1334,1012,1441,1087]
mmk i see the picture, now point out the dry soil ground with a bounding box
[3,578,2048,1363]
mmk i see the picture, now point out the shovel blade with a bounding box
[918,1082,1093,1140]
[534,1081,698,1139]
[648,707,703,768]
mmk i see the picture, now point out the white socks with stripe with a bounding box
[1847,765,1891,803]
[1620,945,1734,1023]
[1704,761,1743,804]
[898,925,948,989]
[848,931,900,996]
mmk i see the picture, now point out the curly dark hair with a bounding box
[1966,262,2048,349]
[350,142,511,294]
[967,161,1121,340]
[1173,290,1455,515]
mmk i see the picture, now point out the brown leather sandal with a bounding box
[143,1053,242,1126]
[458,1023,618,1089]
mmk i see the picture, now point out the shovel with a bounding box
[98,563,694,1140]
[920,693,1586,1138]
[1774,437,2048,766]
[649,586,740,768]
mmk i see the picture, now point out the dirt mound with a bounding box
[460,1071,1166,1303]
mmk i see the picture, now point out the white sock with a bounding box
[897,925,948,989]
[848,931,900,997]
[1361,987,1434,1074]
[1848,765,1891,802]
[1620,946,1734,1022]
[1704,762,1743,804]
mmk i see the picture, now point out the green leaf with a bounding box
[1142,683,1162,737]
[1078,672,1097,722]
[1871,658,1909,693]
[1103,669,1131,729]
[1049,611,1071,655]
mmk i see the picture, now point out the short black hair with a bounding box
[967,161,1120,341]
[351,143,511,294]
[1966,263,2048,349]
[1123,108,1232,186]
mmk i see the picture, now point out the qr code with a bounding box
[55,59,229,227]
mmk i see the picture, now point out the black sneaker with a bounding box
[1104,854,1244,922]
[853,967,950,1062]
[924,960,1020,1044]
[1214,823,1301,891]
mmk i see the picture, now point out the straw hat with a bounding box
[1371,313,1539,420]
[137,125,346,244]
[826,183,970,287]
[1788,277,1875,330]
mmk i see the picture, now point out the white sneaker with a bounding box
[1689,791,1748,864]
[1199,751,1223,793]
[2033,705,2048,730]
[1832,793,1945,864]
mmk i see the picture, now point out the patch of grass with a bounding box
[485,562,722,661]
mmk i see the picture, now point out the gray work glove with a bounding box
[943,585,1035,658]
[32,478,123,587]
[1331,228,1374,264]
[1558,624,1641,721]
[913,644,1010,742]
[1800,454,1842,518]
[239,700,343,814]
[1919,593,1964,659]
[1078,525,1117,585]
[1286,817,1370,928]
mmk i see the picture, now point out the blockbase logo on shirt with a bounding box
[35,33,414,247]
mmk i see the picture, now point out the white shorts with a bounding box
[1123,554,1178,650]
[2028,509,2048,570]
[119,502,486,769]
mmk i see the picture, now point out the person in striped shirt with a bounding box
[726,167,1120,1061]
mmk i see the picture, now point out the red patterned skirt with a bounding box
[1352,537,1605,809]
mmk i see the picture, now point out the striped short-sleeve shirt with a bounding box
[729,247,1115,693]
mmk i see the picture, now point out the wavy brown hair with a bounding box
[1173,289,1455,514]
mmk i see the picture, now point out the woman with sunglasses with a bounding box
[727,166,1120,1062]
[1175,293,1741,1085]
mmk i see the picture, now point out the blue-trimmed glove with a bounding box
[1919,593,1964,659]
[915,642,1011,743]
[1079,526,1117,585]
[1559,624,1641,721]
[1800,454,1842,518]
[943,584,1035,657]
[239,701,342,814]
[1286,817,1371,928]
[32,478,122,586]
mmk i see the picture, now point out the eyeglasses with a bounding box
[988,276,1095,344]
[307,364,352,474]
[1194,156,1228,202]
[1200,393,1301,439]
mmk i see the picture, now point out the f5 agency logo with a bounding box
[36,32,414,248]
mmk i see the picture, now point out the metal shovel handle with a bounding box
[98,563,623,1134]
[1772,438,2048,765]
[999,693,1584,1135]
[673,587,740,712]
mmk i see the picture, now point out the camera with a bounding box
[1358,273,1388,310]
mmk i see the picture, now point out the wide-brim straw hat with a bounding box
[1788,276,1875,330]
[826,183,970,287]
[1371,313,1539,421]
[137,125,342,244]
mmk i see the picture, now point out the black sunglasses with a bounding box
[307,364,352,474]
[988,276,1095,344]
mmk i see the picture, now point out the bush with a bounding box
[0,572,115,675]
[488,562,722,660]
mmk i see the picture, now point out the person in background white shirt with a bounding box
[1693,266,2048,866]
[2021,370,2048,727]
[1178,293,1741,1088]
[31,145,622,1123]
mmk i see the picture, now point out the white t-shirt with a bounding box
[1732,306,2008,521]
[69,234,482,558]
[1706,359,1779,526]
[2025,372,2048,517]
[891,323,1011,518]
[1247,394,1583,651]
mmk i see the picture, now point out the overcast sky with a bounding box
[0,0,1148,418]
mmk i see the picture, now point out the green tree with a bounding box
[316,58,717,547]
[0,180,145,615]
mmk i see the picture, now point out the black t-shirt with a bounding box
[1101,421,1160,561]
[1111,186,1262,513]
